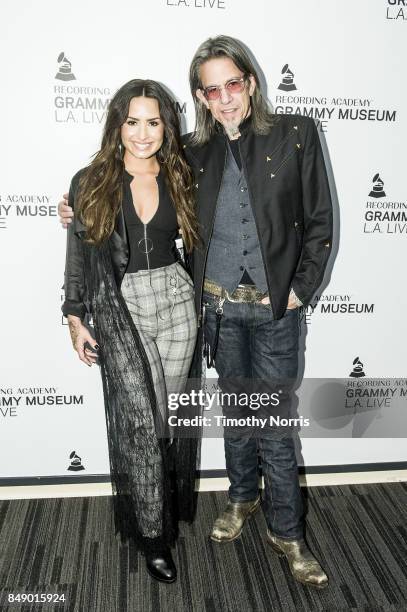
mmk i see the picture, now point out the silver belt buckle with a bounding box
[240,284,259,303]
[225,289,241,303]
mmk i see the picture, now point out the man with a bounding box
[59,35,332,588]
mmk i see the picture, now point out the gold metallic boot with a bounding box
[210,497,261,543]
[266,530,329,589]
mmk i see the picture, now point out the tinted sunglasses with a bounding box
[202,76,247,101]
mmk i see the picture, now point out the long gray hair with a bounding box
[189,35,275,146]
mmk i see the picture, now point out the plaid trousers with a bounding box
[121,262,197,430]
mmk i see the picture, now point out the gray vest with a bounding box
[205,145,268,293]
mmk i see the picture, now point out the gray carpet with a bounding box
[0,483,407,611]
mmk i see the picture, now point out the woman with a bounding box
[62,79,200,584]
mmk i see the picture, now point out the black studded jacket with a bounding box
[183,113,333,322]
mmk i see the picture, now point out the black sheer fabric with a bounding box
[82,239,198,553]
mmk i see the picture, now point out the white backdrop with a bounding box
[0,0,406,479]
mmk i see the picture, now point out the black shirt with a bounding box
[228,137,242,171]
[122,169,179,273]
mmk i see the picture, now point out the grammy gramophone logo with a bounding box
[349,357,366,378]
[67,450,85,471]
[368,173,386,198]
[277,64,297,91]
[55,52,76,81]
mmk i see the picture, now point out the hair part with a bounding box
[76,79,199,251]
[189,35,275,146]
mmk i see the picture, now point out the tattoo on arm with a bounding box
[68,318,81,348]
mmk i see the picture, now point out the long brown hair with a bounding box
[189,35,275,146]
[76,79,199,251]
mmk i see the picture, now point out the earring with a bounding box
[118,143,123,156]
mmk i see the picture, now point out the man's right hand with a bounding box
[58,193,73,228]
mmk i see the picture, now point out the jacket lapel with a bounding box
[110,185,129,285]
[114,204,128,246]
[189,135,227,231]
[240,128,279,213]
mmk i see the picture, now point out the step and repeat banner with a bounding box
[0,0,406,479]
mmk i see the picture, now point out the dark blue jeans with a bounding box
[203,291,304,540]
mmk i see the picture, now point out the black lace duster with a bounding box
[82,239,198,553]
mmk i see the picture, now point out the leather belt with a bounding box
[203,278,268,303]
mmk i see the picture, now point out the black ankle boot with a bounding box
[145,548,177,583]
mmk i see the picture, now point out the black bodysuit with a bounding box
[122,169,179,272]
